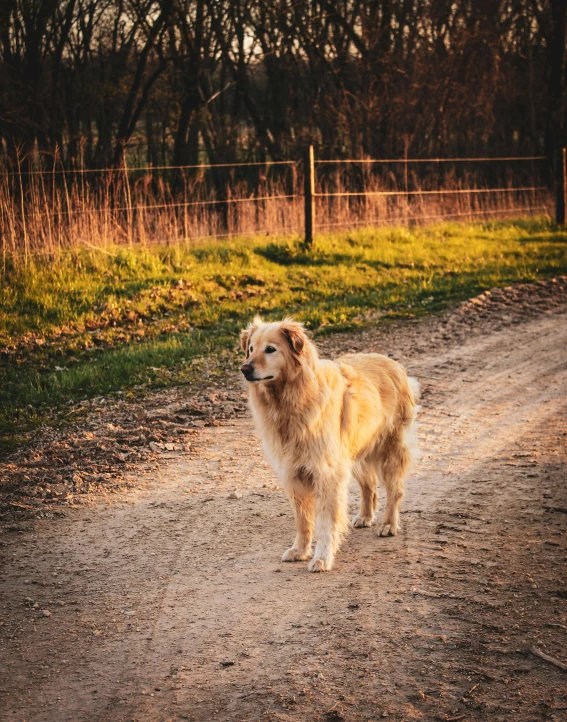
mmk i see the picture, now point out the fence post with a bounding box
[304,145,315,246]
[555,147,566,225]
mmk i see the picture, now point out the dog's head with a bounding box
[240,316,312,384]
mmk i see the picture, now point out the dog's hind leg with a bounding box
[378,432,411,537]
[352,460,378,528]
[308,465,350,572]
[282,480,315,562]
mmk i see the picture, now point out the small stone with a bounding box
[41,609,51,617]
[228,491,242,500]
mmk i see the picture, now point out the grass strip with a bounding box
[1,217,566,454]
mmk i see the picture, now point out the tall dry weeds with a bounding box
[0,160,552,267]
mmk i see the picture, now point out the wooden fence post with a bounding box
[555,147,566,225]
[304,145,315,246]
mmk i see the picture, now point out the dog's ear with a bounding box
[240,317,262,356]
[281,319,306,357]
[240,328,251,354]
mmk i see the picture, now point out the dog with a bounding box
[240,316,419,572]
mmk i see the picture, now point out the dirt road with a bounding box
[1,288,567,722]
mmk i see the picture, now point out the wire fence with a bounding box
[302,148,553,244]
[0,148,557,261]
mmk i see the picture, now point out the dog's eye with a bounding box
[265,346,276,354]
[249,346,253,353]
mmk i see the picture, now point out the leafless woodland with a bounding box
[1,1,565,171]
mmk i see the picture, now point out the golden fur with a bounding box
[240,316,419,572]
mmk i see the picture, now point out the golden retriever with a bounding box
[240,316,419,572]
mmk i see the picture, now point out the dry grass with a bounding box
[0,160,552,265]
[0,167,303,262]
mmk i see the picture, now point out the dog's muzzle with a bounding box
[241,362,256,381]
[241,363,274,382]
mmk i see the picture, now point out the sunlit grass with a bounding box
[2,217,566,453]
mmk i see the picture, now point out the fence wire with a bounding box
[316,206,551,230]
[4,160,298,177]
[315,156,547,164]
[32,194,300,218]
[315,187,547,198]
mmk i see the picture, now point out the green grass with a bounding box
[2,217,566,454]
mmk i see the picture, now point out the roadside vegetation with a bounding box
[2,217,566,454]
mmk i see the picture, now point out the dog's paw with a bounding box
[378,522,399,537]
[307,557,332,573]
[282,547,312,562]
[352,514,373,528]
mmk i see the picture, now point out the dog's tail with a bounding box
[408,376,421,406]
[404,376,421,464]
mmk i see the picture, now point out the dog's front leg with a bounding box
[308,466,350,572]
[282,481,315,562]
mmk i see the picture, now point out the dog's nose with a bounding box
[241,362,255,380]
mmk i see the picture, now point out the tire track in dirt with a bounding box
[1,308,566,722]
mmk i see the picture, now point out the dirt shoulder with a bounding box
[0,278,566,722]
